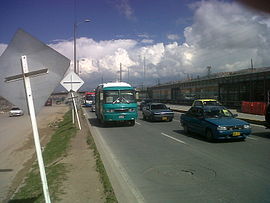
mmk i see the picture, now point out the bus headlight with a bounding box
[128,108,135,112]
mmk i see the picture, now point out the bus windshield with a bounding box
[104,90,135,104]
[85,95,95,101]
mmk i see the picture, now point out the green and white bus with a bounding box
[95,82,138,126]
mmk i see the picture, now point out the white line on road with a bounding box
[247,136,257,140]
[135,121,141,125]
[251,124,266,128]
[161,133,187,145]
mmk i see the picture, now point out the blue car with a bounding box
[180,106,251,141]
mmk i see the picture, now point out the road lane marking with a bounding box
[247,136,257,140]
[135,121,141,125]
[251,124,266,128]
[161,133,187,145]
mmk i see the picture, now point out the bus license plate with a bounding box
[119,115,125,119]
[232,132,240,136]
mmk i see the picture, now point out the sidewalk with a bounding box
[166,104,266,125]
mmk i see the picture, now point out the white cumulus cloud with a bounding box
[167,34,180,41]
[1,0,270,90]
[48,0,270,89]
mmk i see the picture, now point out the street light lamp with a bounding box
[74,19,90,74]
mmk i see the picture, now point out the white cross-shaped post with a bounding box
[70,91,81,130]
[60,72,84,130]
[5,55,51,203]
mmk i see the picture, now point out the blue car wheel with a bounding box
[183,124,189,134]
[206,129,214,141]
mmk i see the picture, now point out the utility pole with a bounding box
[120,63,122,82]
[97,60,103,83]
[251,58,254,71]
[77,60,79,75]
[128,66,130,83]
[207,66,211,77]
[143,56,146,82]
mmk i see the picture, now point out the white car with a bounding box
[9,107,24,117]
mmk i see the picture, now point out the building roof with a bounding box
[150,66,270,89]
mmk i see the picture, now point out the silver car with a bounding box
[142,103,174,122]
[9,107,24,117]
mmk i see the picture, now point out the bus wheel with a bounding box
[100,117,107,126]
[129,120,135,126]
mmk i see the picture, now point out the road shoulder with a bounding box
[58,109,105,203]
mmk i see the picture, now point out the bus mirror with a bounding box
[100,93,103,101]
[136,92,139,100]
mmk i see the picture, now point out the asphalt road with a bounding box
[86,109,270,203]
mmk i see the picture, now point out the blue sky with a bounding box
[1,0,270,90]
[0,0,196,44]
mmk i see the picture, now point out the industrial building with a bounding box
[147,67,270,109]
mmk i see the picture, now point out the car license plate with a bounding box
[119,115,125,119]
[232,132,240,136]
[162,117,167,120]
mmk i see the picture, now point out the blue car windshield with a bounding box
[204,108,233,118]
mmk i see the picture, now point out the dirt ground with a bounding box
[58,110,104,203]
[1,105,70,202]
[3,105,105,202]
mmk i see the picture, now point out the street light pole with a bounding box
[73,19,90,74]
[77,58,85,75]
[73,23,77,73]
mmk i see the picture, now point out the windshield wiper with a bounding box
[112,97,130,104]
[112,97,121,104]
[122,97,130,104]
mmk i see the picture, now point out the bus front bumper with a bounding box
[103,112,138,121]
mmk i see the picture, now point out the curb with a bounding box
[82,108,145,203]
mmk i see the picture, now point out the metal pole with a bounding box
[143,56,145,82]
[72,99,75,124]
[120,63,122,82]
[77,60,79,75]
[128,66,130,83]
[74,23,77,73]
[21,56,51,203]
[71,92,81,130]
[70,75,75,124]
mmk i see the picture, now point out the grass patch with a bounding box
[86,125,118,203]
[10,110,76,203]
